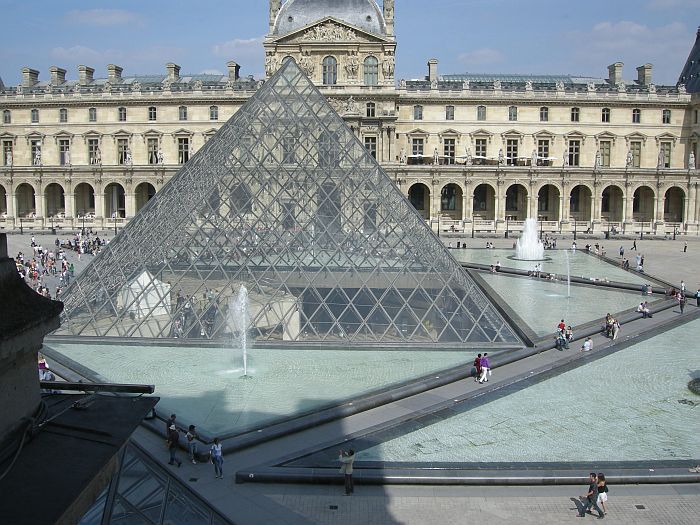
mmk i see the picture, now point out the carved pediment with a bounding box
[273,17,389,45]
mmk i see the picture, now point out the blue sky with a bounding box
[0,0,697,85]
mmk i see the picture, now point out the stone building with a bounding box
[1,0,699,235]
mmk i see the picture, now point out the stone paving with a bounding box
[14,229,699,525]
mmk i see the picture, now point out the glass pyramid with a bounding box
[55,60,518,346]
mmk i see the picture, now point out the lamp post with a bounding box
[539,217,544,240]
[505,216,509,239]
[471,218,475,239]
[573,216,577,241]
[113,213,118,237]
[80,211,86,237]
[673,227,678,241]
[19,216,23,235]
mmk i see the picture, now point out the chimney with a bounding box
[21,67,40,87]
[227,61,240,81]
[269,0,281,32]
[49,66,67,85]
[636,63,653,86]
[107,64,123,83]
[78,65,94,85]
[608,62,623,85]
[166,63,181,82]
[427,59,439,83]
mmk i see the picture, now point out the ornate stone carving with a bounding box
[493,80,502,90]
[265,53,279,77]
[617,82,626,93]
[689,151,696,170]
[382,52,395,78]
[299,51,315,76]
[102,81,112,93]
[587,82,596,92]
[131,81,141,92]
[289,21,358,43]
[648,83,657,94]
[344,96,358,114]
[555,81,565,91]
[192,80,203,90]
[678,83,687,94]
[345,51,359,79]
[525,81,533,91]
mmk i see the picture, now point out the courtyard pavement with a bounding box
[11,228,700,524]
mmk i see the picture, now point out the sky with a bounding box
[0,0,697,86]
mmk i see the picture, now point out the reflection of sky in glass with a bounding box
[451,249,648,284]
[48,343,470,436]
[481,273,645,335]
[362,319,700,463]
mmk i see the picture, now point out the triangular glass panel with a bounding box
[55,60,518,346]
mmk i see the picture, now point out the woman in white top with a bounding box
[209,437,224,479]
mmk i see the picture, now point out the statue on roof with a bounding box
[556,81,565,91]
[131,81,141,92]
[493,80,501,90]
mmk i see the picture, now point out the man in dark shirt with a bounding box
[167,425,182,467]
[578,472,604,518]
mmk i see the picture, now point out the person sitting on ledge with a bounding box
[637,302,652,318]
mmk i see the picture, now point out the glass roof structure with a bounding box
[55,60,518,346]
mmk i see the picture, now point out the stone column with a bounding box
[461,192,470,222]
[64,181,74,219]
[495,181,505,225]
[689,181,698,223]
[558,195,564,223]
[6,184,15,219]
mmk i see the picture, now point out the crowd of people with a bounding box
[164,414,225,479]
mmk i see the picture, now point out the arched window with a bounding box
[540,106,549,122]
[178,106,188,121]
[210,106,219,121]
[508,106,518,122]
[601,108,610,123]
[632,108,641,124]
[363,56,378,86]
[2,110,10,124]
[59,108,68,123]
[322,56,337,85]
[366,102,376,118]
[477,105,486,121]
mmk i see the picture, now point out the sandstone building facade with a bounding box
[1,0,700,236]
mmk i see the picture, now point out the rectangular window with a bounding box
[178,137,190,164]
[599,140,611,167]
[662,109,671,125]
[568,140,580,166]
[2,110,10,124]
[88,139,100,165]
[210,106,219,121]
[508,106,517,121]
[148,107,157,121]
[366,103,376,118]
[632,109,641,124]
[364,136,377,159]
[506,139,518,165]
[601,108,610,123]
[630,141,641,168]
[282,136,296,163]
[411,138,424,156]
[660,141,671,168]
[117,139,129,165]
[475,138,487,158]
[178,106,188,121]
[31,109,39,123]
[59,139,70,166]
[477,106,486,121]
[59,108,68,123]
[88,107,97,122]
[413,105,423,120]
[537,139,549,163]
[540,107,549,122]
[571,107,580,122]
[118,107,127,122]
[2,140,12,166]
[147,138,159,165]
[443,138,455,164]
[445,105,455,121]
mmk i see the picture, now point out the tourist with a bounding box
[596,473,609,516]
[555,331,568,351]
[478,353,490,383]
[495,260,501,271]
[339,449,356,495]
[681,280,686,295]
[571,241,577,251]
[473,353,482,382]
[166,425,182,467]
[632,240,637,251]
[580,337,593,352]
[166,413,177,435]
[578,472,604,518]
[611,319,620,340]
[637,302,651,318]
[186,425,198,464]
[684,241,688,253]
[679,294,687,314]
[209,437,224,478]
[566,326,574,344]
[557,319,566,334]
[696,289,700,307]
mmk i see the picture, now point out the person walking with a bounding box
[632,240,637,251]
[696,288,700,307]
[478,353,490,383]
[166,425,182,467]
[209,437,224,478]
[186,425,198,464]
[684,241,688,253]
[166,414,177,435]
[679,294,687,314]
[619,246,624,258]
[339,449,356,495]
[597,473,609,516]
[578,472,604,518]
[473,354,482,382]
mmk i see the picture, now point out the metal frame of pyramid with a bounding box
[54,60,519,346]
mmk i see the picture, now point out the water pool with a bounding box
[360,319,700,463]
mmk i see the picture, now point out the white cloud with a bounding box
[457,48,505,67]
[565,21,692,84]
[65,9,142,27]
[212,37,264,60]
[50,45,112,63]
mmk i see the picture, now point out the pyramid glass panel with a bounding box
[55,60,518,346]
